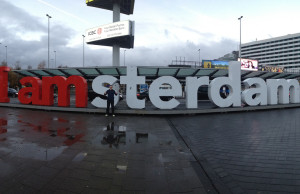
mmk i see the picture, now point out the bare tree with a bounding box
[27,65,32,70]
[37,61,46,69]
[14,61,21,70]
[1,61,7,66]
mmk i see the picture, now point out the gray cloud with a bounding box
[0,0,238,69]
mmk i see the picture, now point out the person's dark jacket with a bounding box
[105,89,117,101]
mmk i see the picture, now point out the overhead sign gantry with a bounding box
[85,0,135,66]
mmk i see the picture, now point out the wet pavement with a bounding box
[0,107,206,194]
[2,106,300,193]
[170,108,300,194]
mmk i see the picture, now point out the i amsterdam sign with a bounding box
[0,62,299,109]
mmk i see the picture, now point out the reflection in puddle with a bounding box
[101,122,126,148]
[72,152,88,162]
[18,119,84,146]
[100,122,149,149]
[136,133,148,143]
[0,118,7,135]
[116,165,127,173]
[9,138,67,161]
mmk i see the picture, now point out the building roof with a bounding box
[242,32,300,47]
[12,66,300,81]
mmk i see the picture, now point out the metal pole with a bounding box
[5,46,7,65]
[112,2,121,66]
[238,16,243,59]
[82,35,85,67]
[124,50,126,66]
[198,49,201,66]
[46,14,52,69]
[54,51,56,68]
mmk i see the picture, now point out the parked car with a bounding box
[8,88,18,98]
[197,86,209,100]
[137,91,149,101]
[137,90,173,101]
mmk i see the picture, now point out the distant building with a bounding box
[241,33,300,72]
[215,51,238,61]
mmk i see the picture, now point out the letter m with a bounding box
[266,79,300,105]
[42,76,87,108]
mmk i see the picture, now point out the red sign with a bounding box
[0,67,88,108]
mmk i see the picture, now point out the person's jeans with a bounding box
[106,100,114,115]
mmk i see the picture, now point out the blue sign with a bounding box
[140,84,148,92]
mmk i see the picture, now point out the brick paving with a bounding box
[169,108,300,194]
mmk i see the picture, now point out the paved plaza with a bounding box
[170,108,300,193]
[0,107,206,194]
[1,106,300,193]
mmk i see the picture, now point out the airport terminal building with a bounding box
[241,33,300,72]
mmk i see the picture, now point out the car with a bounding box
[8,88,18,98]
[197,86,209,100]
[137,91,149,100]
[137,90,174,101]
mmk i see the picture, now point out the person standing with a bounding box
[104,85,117,117]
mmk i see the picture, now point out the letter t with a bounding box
[120,66,145,109]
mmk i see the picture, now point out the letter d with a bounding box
[208,61,241,107]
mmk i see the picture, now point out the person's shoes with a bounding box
[112,114,115,117]
[105,114,108,117]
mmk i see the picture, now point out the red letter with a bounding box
[42,76,87,108]
[18,77,42,105]
[0,66,10,103]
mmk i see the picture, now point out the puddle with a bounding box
[136,133,148,143]
[64,134,85,146]
[8,138,68,161]
[0,118,7,136]
[0,128,7,135]
[18,119,84,146]
[101,122,126,148]
[72,152,88,162]
[116,165,127,172]
[98,122,150,149]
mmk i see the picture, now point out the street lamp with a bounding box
[124,49,126,66]
[46,14,52,69]
[238,16,243,59]
[198,49,201,66]
[5,46,7,65]
[54,51,56,68]
[82,35,85,67]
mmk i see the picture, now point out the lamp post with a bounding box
[54,51,56,68]
[198,49,201,66]
[124,49,126,66]
[46,14,52,69]
[238,16,243,59]
[5,46,7,65]
[82,35,85,67]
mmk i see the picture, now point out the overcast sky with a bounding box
[1,0,300,69]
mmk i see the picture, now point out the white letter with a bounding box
[149,76,181,109]
[120,66,145,109]
[91,75,119,108]
[208,61,241,107]
[267,79,300,105]
[185,76,209,108]
[242,78,267,106]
